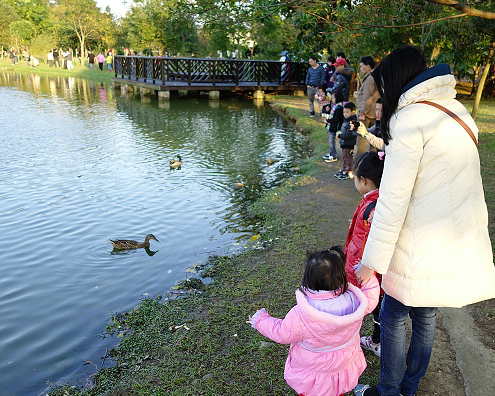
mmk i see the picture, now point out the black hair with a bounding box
[371,46,427,145]
[333,91,344,103]
[327,56,336,72]
[352,151,385,188]
[318,83,328,91]
[337,51,346,58]
[343,102,356,111]
[309,55,318,62]
[303,246,348,293]
[360,55,375,69]
[376,97,382,104]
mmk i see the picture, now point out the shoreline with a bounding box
[30,89,494,395]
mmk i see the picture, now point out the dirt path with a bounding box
[268,96,495,396]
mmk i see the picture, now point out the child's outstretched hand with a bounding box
[356,123,368,137]
[246,315,253,325]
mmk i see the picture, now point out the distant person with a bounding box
[88,51,95,70]
[248,246,379,396]
[356,56,379,128]
[316,83,331,117]
[53,49,60,67]
[325,55,336,89]
[305,55,325,117]
[29,56,39,67]
[47,50,54,67]
[66,49,74,70]
[329,58,353,101]
[106,51,113,71]
[334,102,357,180]
[96,52,105,71]
[353,99,385,151]
[323,92,345,163]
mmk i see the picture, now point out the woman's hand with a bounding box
[355,263,374,285]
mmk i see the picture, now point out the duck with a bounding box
[267,157,279,165]
[110,234,159,250]
[170,154,183,168]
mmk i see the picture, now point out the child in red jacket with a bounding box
[344,150,385,357]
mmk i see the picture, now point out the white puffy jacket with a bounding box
[361,73,495,307]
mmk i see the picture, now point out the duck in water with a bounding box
[110,234,159,250]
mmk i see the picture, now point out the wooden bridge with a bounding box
[113,56,310,93]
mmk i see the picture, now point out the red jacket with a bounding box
[344,189,380,288]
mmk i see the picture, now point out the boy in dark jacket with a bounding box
[334,102,357,180]
[323,91,345,162]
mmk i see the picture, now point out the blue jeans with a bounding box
[89,63,94,70]
[379,294,437,396]
[328,132,337,158]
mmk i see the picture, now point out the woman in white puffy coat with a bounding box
[354,46,495,396]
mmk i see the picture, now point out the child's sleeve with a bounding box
[251,307,304,345]
[359,275,380,314]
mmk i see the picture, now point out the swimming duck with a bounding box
[267,157,279,165]
[110,234,159,250]
[170,155,183,168]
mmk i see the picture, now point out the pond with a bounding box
[0,72,309,395]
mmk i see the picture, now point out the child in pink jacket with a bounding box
[247,246,379,396]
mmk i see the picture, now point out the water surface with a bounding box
[0,72,308,395]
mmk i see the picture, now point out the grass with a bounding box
[0,57,114,84]
[42,94,495,395]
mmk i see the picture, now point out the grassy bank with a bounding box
[45,98,494,395]
[0,58,114,84]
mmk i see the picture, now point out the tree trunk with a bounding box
[472,41,495,120]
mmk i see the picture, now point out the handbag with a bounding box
[417,100,478,147]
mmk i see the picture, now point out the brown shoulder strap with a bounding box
[417,100,478,147]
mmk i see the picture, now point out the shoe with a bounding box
[354,384,380,396]
[325,156,337,163]
[323,154,331,160]
[360,335,380,357]
[333,170,343,178]
[309,112,315,117]
[338,173,350,180]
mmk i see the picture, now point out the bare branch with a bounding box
[425,0,495,19]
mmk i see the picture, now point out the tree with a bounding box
[10,19,36,48]
[0,2,19,47]
[51,0,109,59]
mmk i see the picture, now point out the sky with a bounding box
[96,0,130,17]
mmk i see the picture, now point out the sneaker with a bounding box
[309,112,315,117]
[333,170,343,178]
[325,156,337,163]
[338,173,350,180]
[354,384,380,396]
[360,335,380,357]
[323,153,331,160]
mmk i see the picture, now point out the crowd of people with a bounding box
[8,47,114,71]
[249,46,495,396]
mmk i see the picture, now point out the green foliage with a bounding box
[0,1,19,46]
[30,32,56,60]
[10,19,37,46]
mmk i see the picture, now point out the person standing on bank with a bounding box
[306,56,325,117]
[329,58,353,102]
[353,46,495,396]
[88,50,95,70]
[96,52,105,71]
[356,56,379,128]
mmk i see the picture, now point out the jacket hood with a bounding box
[397,65,456,111]
[400,63,451,94]
[295,284,368,326]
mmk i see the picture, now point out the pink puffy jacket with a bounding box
[252,277,379,396]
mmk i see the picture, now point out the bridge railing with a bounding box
[114,56,310,87]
